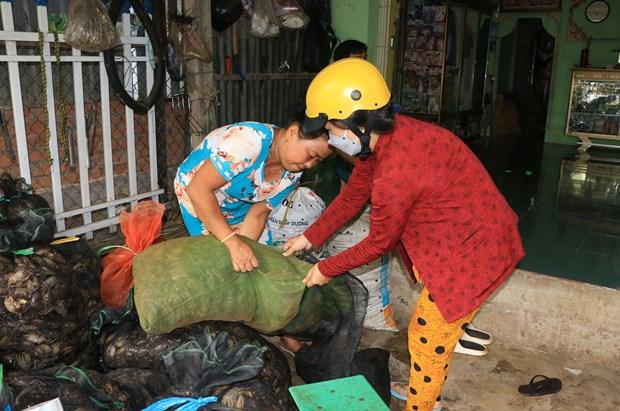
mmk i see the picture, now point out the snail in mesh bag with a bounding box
[0,240,101,372]
[100,320,296,410]
[8,366,168,411]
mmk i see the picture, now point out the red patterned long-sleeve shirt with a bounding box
[304,115,525,322]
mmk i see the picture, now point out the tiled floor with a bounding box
[491,143,620,289]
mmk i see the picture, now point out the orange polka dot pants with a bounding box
[405,287,477,411]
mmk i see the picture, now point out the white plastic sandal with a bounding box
[461,324,493,345]
[454,339,488,356]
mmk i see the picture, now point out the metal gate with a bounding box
[0,1,187,239]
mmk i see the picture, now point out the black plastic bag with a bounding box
[351,348,391,405]
[212,0,244,32]
[0,209,54,253]
[0,173,29,198]
[0,173,54,252]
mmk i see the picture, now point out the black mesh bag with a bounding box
[99,320,296,410]
[277,255,392,405]
[0,239,101,372]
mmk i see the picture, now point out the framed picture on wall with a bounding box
[500,0,561,12]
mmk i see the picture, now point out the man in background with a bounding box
[333,39,368,61]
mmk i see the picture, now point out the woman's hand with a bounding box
[225,236,259,272]
[302,264,331,287]
[282,235,312,257]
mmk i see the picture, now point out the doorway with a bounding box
[493,19,555,180]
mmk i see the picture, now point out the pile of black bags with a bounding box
[4,319,295,411]
[100,320,296,410]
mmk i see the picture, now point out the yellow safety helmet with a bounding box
[304,58,391,132]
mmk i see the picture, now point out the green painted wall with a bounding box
[331,0,380,63]
[495,0,620,144]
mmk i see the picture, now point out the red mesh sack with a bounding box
[100,200,166,307]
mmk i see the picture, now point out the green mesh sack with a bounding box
[133,235,311,334]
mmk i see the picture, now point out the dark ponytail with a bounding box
[349,104,395,134]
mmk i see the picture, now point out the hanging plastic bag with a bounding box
[273,0,309,30]
[170,15,213,63]
[249,0,280,38]
[212,0,244,32]
[64,0,120,52]
[99,201,165,308]
[241,0,254,17]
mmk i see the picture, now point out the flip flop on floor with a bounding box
[518,375,562,397]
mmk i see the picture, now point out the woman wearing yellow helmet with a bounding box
[283,59,524,411]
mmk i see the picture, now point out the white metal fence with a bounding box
[0,0,165,239]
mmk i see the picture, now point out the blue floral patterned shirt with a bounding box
[174,122,301,234]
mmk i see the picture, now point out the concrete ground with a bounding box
[360,329,620,411]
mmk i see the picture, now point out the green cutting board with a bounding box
[289,375,390,411]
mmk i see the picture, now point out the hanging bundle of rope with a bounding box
[37,31,69,165]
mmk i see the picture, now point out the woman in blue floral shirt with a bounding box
[175,113,331,273]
